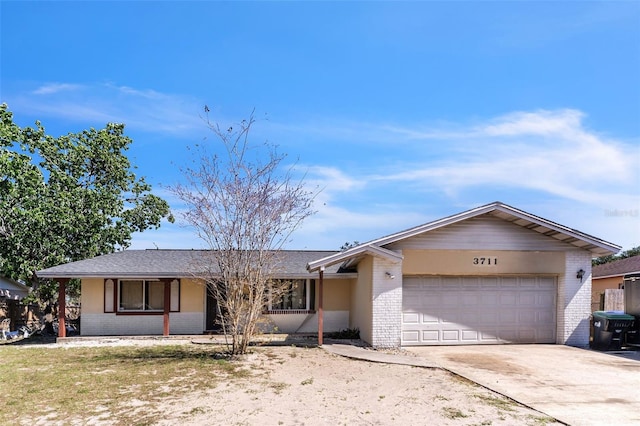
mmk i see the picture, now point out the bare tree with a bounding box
[170,110,315,354]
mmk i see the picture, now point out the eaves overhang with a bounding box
[36,272,185,280]
[594,272,640,280]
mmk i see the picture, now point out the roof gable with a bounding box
[306,244,403,272]
[306,202,621,271]
[370,202,620,256]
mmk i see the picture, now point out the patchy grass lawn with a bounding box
[0,342,561,425]
[0,344,243,425]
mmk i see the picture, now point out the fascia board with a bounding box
[493,204,621,254]
[36,272,187,279]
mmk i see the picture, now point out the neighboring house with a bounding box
[0,275,30,300]
[592,255,640,311]
[37,202,620,348]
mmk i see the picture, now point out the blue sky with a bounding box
[1,1,639,253]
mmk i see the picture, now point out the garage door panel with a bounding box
[421,313,440,324]
[478,310,498,324]
[518,310,536,323]
[497,329,518,342]
[442,330,460,341]
[442,293,459,306]
[517,329,536,341]
[499,310,518,322]
[421,330,439,342]
[402,312,420,324]
[402,276,556,346]
[461,293,477,305]
[480,293,498,304]
[461,330,479,341]
[537,310,555,323]
[537,328,556,341]
[402,330,420,343]
[460,311,479,323]
[539,293,555,305]
[518,292,536,305]
[479,331,499,342]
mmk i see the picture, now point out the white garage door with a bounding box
[402,276,556,345]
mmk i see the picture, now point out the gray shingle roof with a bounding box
[37,250,344,279]
[593,255,640,278]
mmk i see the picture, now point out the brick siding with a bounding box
[558,250,592,346]
[371,254,403,348]
[81,312,203,335]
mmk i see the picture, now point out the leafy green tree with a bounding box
[0,104,173,301]
[593,245,640,266]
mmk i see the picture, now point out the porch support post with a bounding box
[318,267,324,346]
[57,278,69,338]
[163,279,171,336]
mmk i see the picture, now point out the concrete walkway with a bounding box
[323,343,640,426]
[323,343,439,368]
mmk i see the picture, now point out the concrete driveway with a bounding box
[406,345,640,426]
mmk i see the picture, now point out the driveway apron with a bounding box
[406,345,640,426]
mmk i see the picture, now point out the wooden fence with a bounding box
[0,299,80,333]
[603,289,624,311]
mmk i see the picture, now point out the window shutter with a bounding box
[170,279,180,312]
[104,279,115,313]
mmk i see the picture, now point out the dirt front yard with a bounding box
[2,339,559,425]
[159,345,559,426]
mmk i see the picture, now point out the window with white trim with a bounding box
[268,279,315,312]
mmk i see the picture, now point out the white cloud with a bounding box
[379,109,637,204]
[305,166,366,193]
[13,81,205,136]
[140,107,639,251]
[481,109,585,137]
[289,109,639,250]
[31,83,84,95]
[111,84,167,100]
[16,91,629,251]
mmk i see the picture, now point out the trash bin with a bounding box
[591,311,636,351]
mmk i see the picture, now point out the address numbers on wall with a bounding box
[472,257,498,266]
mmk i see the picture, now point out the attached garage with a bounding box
[402,276,556,345]
[306,202,621,348]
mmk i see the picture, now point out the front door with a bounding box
[205,283,222,332]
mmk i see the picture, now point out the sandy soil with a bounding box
[46,339,561,425]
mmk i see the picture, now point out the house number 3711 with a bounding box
[472,257,498,266]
